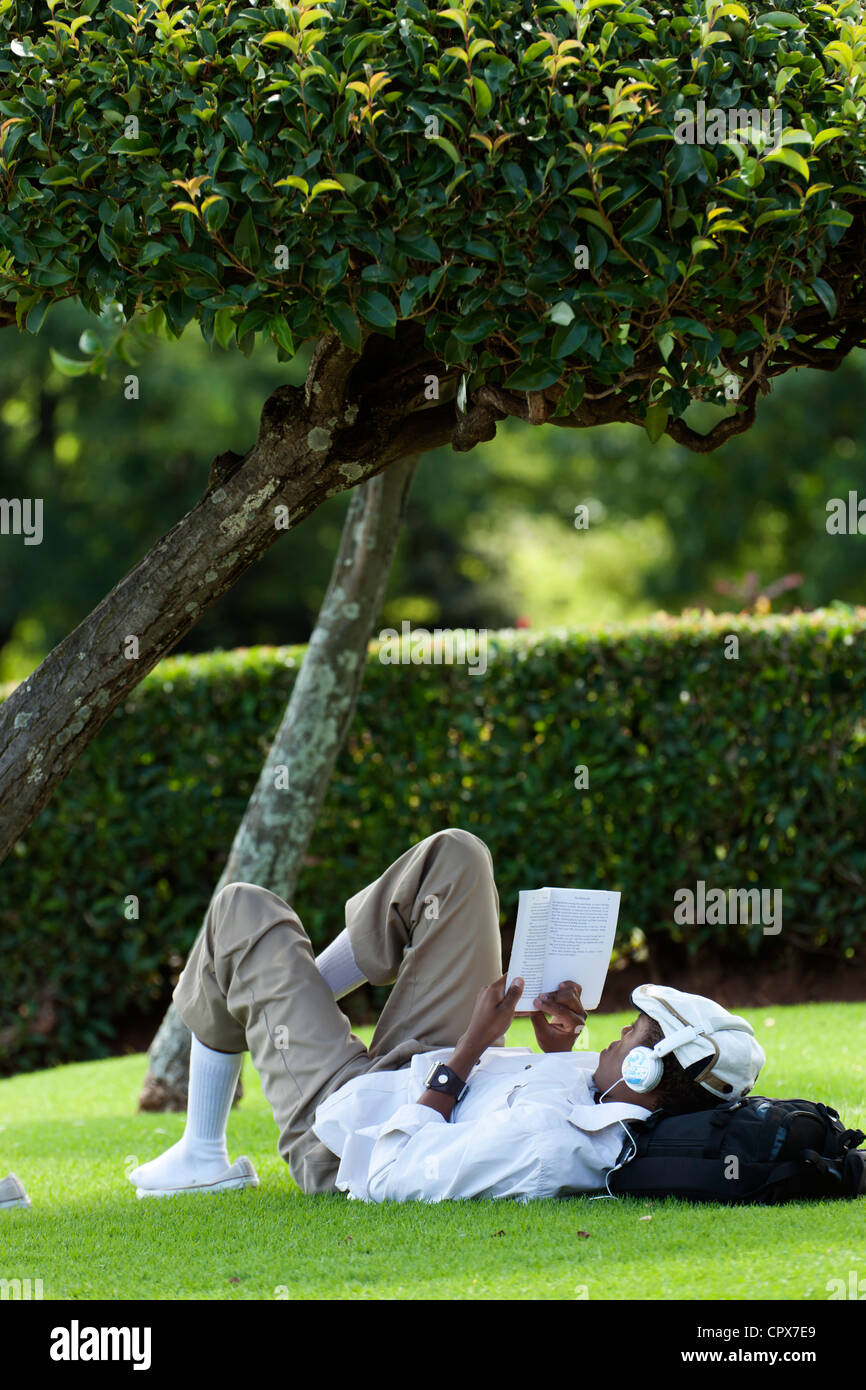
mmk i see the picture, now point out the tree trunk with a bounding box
[138,453,417,1110]
[0,327,455,867]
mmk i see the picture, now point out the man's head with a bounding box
[592,983,766,1114]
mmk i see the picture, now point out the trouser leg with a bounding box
[345,827,506,1058]
[174,883,375,1195]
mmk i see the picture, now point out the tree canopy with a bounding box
[3,0,866,867]
[2,0,866,452]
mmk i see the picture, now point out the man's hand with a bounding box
[459,972,524,1057]
[529,981,587,1053]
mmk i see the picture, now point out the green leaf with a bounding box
[573,207,613,237]
[755,10,806,27]
[224,109,253,144]
[472,76,493,117]
[817,208,853,229]
[357,289,397,330]
[235,308,271,341]
[107,138,159,157]
[620,197,661,240]
[324,301,363,352]
[754,207,799,228]
[811,277,837,318]
[644,401,669,443]
[274,176,310,197]
[26,300,50,334]
[49,347,92,377]
[552,373,585,416]
[453,313,498,344]
[778,128,812,148]
[812,128,845,152]
[233,208,260,265]
[429,136,462,165]
[670,316,713,340]
[523,38,554,63]
[503,359,562,391]
[331,172,368,195]
[213,307,236,350]
[139,240,174,265]
[310,180,346,200]
[764,147,810,182]
[260,30,295,47]
[203,197,229,233]
[40,164,78,185]
[463,236,499,260]
[397,232,441,262]
[551,319,589,359]
[268,316,295,356]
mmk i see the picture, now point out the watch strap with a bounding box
[424,1060,469,1100]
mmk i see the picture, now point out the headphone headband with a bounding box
[640,993,752,1093]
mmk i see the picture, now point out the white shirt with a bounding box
[311,1047,652,1204]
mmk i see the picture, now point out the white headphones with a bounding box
[620,1024,706,1093]
[600,1018,748,1099]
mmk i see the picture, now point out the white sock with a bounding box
[315,927,367,1000]
[129,1037,242,1190]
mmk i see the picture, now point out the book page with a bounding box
[505,889,550,1010]
[544,888,619,1010]
[506,887,620,1013]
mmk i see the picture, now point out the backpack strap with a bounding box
[702,1103,737,1160]
[842,1149,866,1197]
[752,1161,806,1194]
[800,1150,843,1185]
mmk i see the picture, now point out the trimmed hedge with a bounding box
[2,608,865,1073]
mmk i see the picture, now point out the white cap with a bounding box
[632,983,766,1100]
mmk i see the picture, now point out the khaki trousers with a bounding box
[173,828,505,1195]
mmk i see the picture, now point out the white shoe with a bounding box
[0,1173,31,1209]
[133,1156,259,1199]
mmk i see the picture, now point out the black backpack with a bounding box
[608,1095,866,1204]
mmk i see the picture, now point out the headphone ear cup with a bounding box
[621,1046,665,1094]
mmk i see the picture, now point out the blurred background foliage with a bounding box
[1,297,865,687]
[2,615,864,1072]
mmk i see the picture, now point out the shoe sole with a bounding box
[135,1173,259,1199]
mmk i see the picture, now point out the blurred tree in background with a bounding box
[2,299,864,684]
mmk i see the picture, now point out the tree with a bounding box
[139,452,417,1109]
[1,0,865,864]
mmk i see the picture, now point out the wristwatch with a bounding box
[424,1060,469,1102]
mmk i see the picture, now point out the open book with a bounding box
[505,887,621,1014]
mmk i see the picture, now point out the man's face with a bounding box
[592,1012,657,1103]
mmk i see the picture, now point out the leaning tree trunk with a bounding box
[138,452,418,1110]
[0,326,456,868]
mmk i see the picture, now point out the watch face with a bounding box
[437,1072,449,1085]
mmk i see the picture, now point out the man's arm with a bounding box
[413,973,525,1119]
[416,1037,483,1119]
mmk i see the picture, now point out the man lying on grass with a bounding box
[129,829,765,1204]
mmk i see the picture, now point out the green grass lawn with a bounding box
[1,1003,864,1301]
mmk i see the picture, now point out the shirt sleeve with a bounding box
[362,1097,611,1204]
